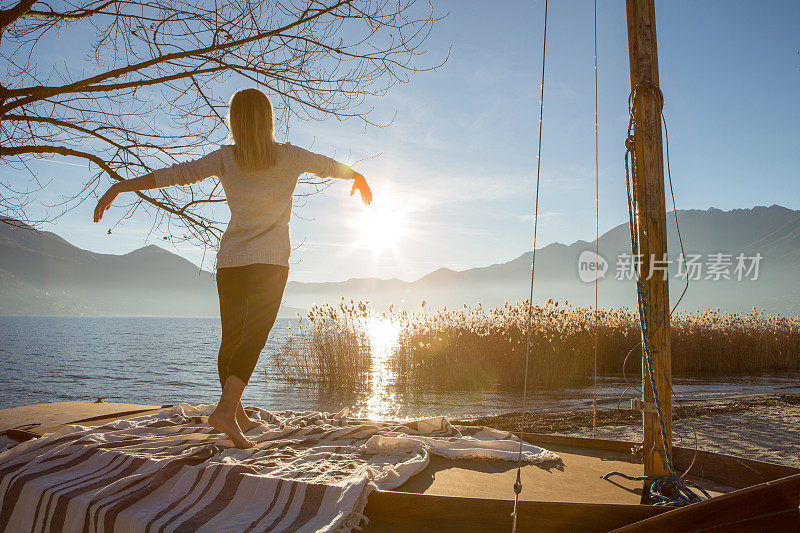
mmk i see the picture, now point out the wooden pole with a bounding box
[625,0,672,481]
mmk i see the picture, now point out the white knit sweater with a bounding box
[153,143,354,269]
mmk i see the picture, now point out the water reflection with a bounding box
[358,317,402,419]
[3,317,800,419]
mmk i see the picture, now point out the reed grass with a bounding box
[271,299,800,390]
[270,298,372,389]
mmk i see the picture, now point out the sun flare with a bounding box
[354,201,406,254]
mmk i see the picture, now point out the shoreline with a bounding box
[454,393,800,468]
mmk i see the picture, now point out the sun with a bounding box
[354,201,406,254]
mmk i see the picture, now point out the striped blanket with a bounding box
[0,404,559,532]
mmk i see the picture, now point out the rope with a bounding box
[616,108,702,480]
[591,0,599,439]
[602,472,711,506]
[512,0,548,531]
[602,82,709,507]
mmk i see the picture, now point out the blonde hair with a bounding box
[226,88,277,171]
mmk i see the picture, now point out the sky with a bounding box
[7,0,800,283]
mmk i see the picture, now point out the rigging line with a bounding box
[662,112,689,316]
[604,83,709,506]
[512,0,547,531]
[614,107,701,480]
[592,0,599,439]
[660,110,701,480]
[628,83,674,474]
[616,111,689,406]
[616,112,693,412]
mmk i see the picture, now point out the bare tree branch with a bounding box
[23,0,117,21]
[0,0,445,263]
[0,0,37,34]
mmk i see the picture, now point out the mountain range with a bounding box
[2,204,799,317]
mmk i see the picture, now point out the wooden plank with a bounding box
[673,446,800,490]
[625,0,672,480]
[704,510,800,532]
[0,401,161,434]
[611,473,800,532]
[59,407,164,426]
[393,452,657,505]
[0,429,39,442]
[364,491,667,533]
[523,436,800,491]
[525,432,639,454]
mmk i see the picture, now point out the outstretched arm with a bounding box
[291,145,372,206]
[93,149,224,223]
[93,173,157,223]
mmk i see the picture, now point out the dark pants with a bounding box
[216,263,289,387]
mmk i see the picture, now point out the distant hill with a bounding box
[283,205,800,315]
[1,204,799,316]
[0,220,302,317]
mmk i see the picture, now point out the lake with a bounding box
[1,316,798,420]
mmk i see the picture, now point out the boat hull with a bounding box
[1,402,798,532]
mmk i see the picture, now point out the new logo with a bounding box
[578,250,608,283]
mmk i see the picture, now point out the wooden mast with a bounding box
[625,0,672,481]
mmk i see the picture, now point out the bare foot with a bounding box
[208,411,256,449]
[236,411,263,433]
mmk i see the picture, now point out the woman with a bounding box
[93,88,372,448]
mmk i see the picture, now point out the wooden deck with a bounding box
[360,440,731,532]
[0,400,162,435]
[2,401,798,532]
[392,445,730,505]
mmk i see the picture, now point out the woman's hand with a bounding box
[93,184,120,223]
[350,173,372,206]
